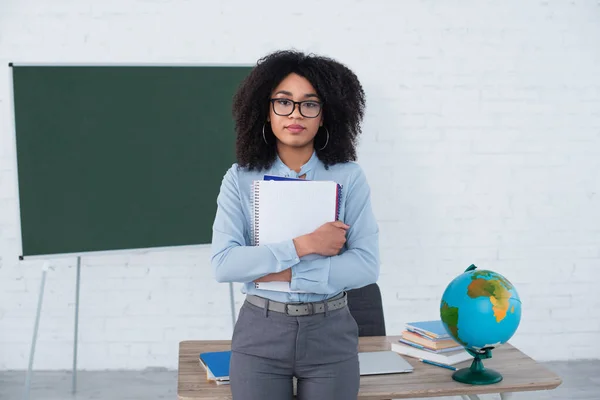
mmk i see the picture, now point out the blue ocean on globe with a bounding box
[440,266,522,352]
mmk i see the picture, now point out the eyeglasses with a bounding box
[270,98,323,118]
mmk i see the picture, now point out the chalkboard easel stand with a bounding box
[22,256,235,400]
[22,257,82,400]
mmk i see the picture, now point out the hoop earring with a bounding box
[318,127,329,151]
[262,123,269,145]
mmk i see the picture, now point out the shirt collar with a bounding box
[275,150,319,178]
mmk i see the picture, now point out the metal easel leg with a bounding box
[23,262,50,400]
[72,256,81,394]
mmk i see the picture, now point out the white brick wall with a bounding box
[1,0,599,370]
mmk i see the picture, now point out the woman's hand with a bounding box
[255,221,349,283]
[294,221,350,257]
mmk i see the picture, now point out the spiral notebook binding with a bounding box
[250,180,261,246]
[335,184,343,221]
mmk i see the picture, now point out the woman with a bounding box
[211,49,380,400]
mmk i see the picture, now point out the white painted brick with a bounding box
[550,306,598,322]
[517,318,562,335]
[102,328,164,343]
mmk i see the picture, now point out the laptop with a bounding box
[358,351,414,375]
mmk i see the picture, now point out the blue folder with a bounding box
[263,174,306,181]
[405,320,451,339]
[199,351,231,379]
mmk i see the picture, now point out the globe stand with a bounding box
[452,348,503,385]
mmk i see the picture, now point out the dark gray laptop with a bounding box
[359,351,414,375]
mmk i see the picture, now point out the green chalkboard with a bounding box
[11,64,252,257]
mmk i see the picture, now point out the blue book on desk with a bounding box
[405,320,451,339]
[199,351,230,383]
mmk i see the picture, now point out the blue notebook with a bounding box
[199,351,230,381]
[263,174,306,181]
[405,320,451,339]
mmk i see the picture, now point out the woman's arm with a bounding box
[290,165,380,293]
[210,166,302,283]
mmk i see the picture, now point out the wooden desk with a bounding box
[178,336,561,400]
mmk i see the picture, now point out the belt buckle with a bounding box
[285,302,312,316]
[285,302,300,316]
[305,303,314,315]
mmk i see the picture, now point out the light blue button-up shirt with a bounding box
[210,150,380,303]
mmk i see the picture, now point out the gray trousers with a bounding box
[230,297,360,400]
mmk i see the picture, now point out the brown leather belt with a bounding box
[245,292,347,316]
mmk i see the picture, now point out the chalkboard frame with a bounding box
[9,62,253,260]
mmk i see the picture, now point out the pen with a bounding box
[419,359,457,371]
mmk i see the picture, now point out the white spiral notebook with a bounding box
[251,178,342,292]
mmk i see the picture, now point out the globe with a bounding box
[439,264,522,385]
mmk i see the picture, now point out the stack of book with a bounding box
[390,320,473,366]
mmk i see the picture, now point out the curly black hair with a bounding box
[232,50,366,170]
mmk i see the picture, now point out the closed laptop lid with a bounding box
[359,351,414,375]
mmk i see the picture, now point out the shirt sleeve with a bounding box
[210,165,301,283]
[290,165,380,294]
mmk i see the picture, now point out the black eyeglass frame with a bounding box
[269,98,323,118]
